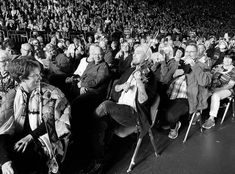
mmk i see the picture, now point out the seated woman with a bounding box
[203,52,235,129]
[0,59,71,174]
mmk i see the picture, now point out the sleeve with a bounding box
[142,71,158,105]
[230,68,235,81]
[30,122,46,139]
[160,60,178,84]
[104,50,114,67]
[81,63,110,88]
[0,134,11,166]
[191,63,212,86]
[54,92,71,138]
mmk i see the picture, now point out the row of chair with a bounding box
[119,94,235,173]
[184,95,235,143]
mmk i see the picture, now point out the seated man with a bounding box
[203,52,235,129]
[65,44,96,100]
[166,44,212,139]
[87,44,157,173]
[71,45,110,135]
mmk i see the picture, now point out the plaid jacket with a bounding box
[168,75,187,100]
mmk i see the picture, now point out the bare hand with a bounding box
[77,81,82,88]
[133,71,142,80]
[173,69,184,78]
[14,134,33,153]
[65,77,74,83]
[123,82,131,92]
[80,87,88,94]
[1,161,14,174]
[184,58,195,67]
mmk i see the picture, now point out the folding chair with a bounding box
[114,94,160,173]
[183,110,203,143]
[220,95,235,124]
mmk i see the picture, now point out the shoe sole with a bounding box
[202,123,215,129]
[168,122,181,139]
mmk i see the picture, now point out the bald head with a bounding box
[21,43,33,56]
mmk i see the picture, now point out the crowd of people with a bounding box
[0,0,235,174]
[0,0,234,37]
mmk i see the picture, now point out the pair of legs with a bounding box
[203,89,232,129]
[79,100,137,173]
[166,98,189,139]
[93,100,137,160]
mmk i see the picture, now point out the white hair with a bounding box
[135,43,152,61]
[0,50,10,62]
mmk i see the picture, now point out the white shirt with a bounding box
[118,75,137,111]
[66,44,83,59]
[73,57,89,76]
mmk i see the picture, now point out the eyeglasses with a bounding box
[185,51,197,53]
[28,73,42,78]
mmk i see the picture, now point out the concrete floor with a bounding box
[63,107,235,174]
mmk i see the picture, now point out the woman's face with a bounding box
[175,49,183,58]
[24,67,41,91]
[223,56,232,66]
[121,42,130,52]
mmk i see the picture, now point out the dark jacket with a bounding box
[80,61,110,93]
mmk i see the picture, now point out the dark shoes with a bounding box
[79,160,104,174]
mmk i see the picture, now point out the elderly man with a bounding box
[71,45,110,135]
[20,43,34,57]
[166,44,212,139]
[86,44,157,173]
